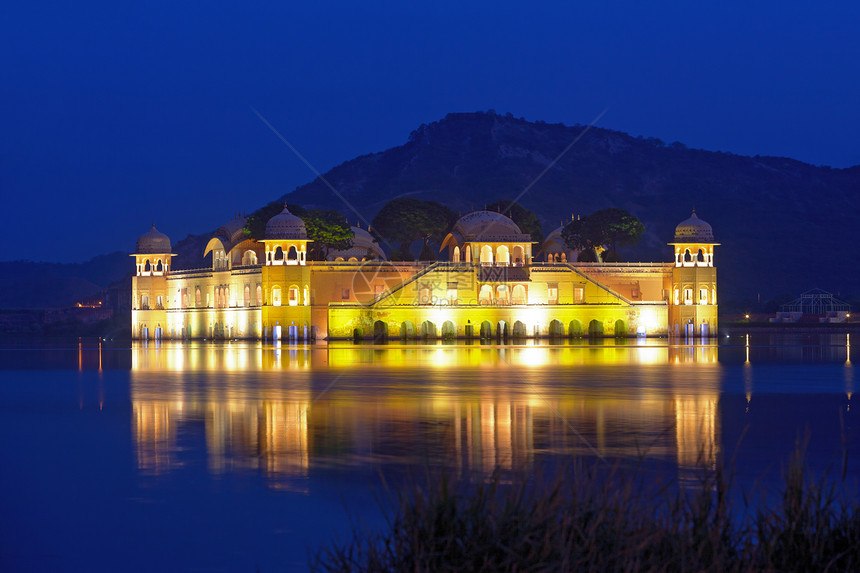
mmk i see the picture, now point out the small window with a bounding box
[418,283,432,305]
[446,282,458,305]
[548,283,558,304]
[574,287,584,304]
[699,288,708,304]
[342,288,350,300]
[684,288,693,305]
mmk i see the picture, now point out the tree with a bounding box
[485,200,544,244]
[562,208,644,262]
[243,202,352,260]
[592,208,645,254]
[302,209,353,260]
[372,198,456,261]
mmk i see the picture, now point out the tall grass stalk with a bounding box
[311,445,859,572]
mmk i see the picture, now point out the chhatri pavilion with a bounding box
[131,208,718,341]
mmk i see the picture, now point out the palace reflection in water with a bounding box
[130,340,722,487]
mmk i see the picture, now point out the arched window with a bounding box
[373,320,388,342]
[697,249,705,264]
[464,246,471,262]
[453,246,460,262]
[420,321,436,339]
[287,246,298,261]
[256,284,262,306]
[244,284,251,307]
[684,249,692,263]
[155,259,163,273]
[480,245,493,264]
[496,245,509,265]
[273,246,284,263]
[242,250,257,266]
[496,284,509,304]
[511,284,527,304]
[480,320,493,339]
[195,287,201,307]
[143,259,151,273]
[512,245,524,265]
[303,285,309,306]
[684,288,693,305]
[400,321,415,339]
[560,253,567,262]
[288,286,299,306]
[479,284,493,304]
[272,286,282,307]
[512,321,527,338]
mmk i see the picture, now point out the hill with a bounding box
[8,111,859,307]
[273,111,860,301]
[0,252,131,309]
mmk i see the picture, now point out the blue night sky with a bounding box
[3,1,859,263]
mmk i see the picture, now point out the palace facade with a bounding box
[131,208,718,340]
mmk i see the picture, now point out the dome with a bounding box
[327,225,387,261]
[216,216,248,245]
[674,210,714,242]
[265,206,307,240]
[352,226,378,249]
[451,210,530,242]
[135,224,172,254]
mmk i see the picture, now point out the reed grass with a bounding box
[310,444,859,572]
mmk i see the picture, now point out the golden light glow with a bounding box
[128,341,721,486]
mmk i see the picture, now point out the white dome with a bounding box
[674,210,714,242]
[265,206,307,240]
[451,210,529,242]
[135,224,171,254]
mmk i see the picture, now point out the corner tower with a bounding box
[261,207,312,341]
[668,211,719,337]
[131,224,175,339]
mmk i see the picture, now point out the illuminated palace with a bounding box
[131,208,718,340]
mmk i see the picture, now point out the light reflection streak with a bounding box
[129,341,721,488]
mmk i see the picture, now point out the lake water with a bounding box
[1,334,857,571]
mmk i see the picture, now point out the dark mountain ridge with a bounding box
[7,111,859,308]
[274,111,860,301]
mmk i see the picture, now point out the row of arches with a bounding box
[137,258,167,276]
[478,284,528,305]
[267,245,306,265]
[675,248,714,267]
[450,244,528,265]
[363,318,628,341]
[270,284,310,307]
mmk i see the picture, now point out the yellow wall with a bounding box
[133,242,717,339]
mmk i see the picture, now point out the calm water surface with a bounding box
[0,334,857,571]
